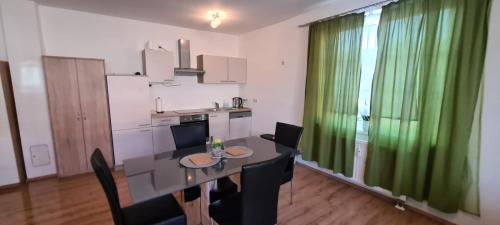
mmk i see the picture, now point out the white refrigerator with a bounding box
[107,75,153,166]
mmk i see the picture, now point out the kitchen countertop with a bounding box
[151,107,251,118]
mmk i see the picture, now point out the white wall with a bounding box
[0,6,6,61]
[0,0,56,179]
[0,5,19,186]
[238,0,500,224]
[37,6,241,111]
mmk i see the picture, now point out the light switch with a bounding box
[30,144,50,167]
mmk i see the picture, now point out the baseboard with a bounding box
[26,173,57,182]
[0,182,20,191]
[295,162,455,225]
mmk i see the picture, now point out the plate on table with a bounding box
[223,146,254,159]
[180,153,220,168]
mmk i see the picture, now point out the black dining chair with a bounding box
[90,149,186,225]
[170,122,205,203]
[260,122,303,204]
[208,152,291,225]
[170,122,238,204]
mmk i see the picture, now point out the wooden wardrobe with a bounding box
[43,56,113,177]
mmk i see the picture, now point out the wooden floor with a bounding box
[0,164,442,225]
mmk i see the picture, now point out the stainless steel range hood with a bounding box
[174,39,205,75]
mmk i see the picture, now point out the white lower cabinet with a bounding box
[208,112,230,139]
[112,128,154,166]
[152,117,179,154]
[229,112,252,140]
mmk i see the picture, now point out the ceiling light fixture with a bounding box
[209,12,222,29]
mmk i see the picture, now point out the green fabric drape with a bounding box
[301,13,365,177]
[364,0,490,214]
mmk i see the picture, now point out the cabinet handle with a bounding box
[160,119,172,122]
[138,123,151,127]
[139,129,152,132]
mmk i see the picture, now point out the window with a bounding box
[356,9,381,140]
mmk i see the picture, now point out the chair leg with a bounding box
[290,180,293,205]
[199,198,203,225]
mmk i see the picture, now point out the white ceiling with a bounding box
[33,0,334,34]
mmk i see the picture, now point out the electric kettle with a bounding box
[232,97,243,108]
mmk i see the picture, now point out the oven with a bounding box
[179,114,209,139]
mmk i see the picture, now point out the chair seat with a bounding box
[209,193,242,225]
[209,177,238,203]
[122,194,186,225]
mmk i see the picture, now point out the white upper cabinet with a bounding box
[107,76,151,130]
[143,49,174,82]
[197,55,246,84]
[228,57,247,83]
[197,55,228,83]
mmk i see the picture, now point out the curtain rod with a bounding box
[298,0,397,27]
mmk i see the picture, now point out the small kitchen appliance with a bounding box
[232,97,243,108]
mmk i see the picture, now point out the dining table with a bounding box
[122,136,299,223]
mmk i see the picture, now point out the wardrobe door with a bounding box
[75,59,113,167]
[43,57,87,177]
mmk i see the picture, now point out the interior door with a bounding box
[43,57,87,177]
[76,59,113,167]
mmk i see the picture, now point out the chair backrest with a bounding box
[240,152,291,225]
[274,122,303,149]
[170,122,207,149]
[91,149,123,225]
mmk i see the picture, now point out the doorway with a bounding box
[0,61,26,183]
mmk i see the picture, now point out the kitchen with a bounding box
[107,39,252,168]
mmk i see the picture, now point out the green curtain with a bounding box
[364,0,490,214]
[301,13,364,177]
